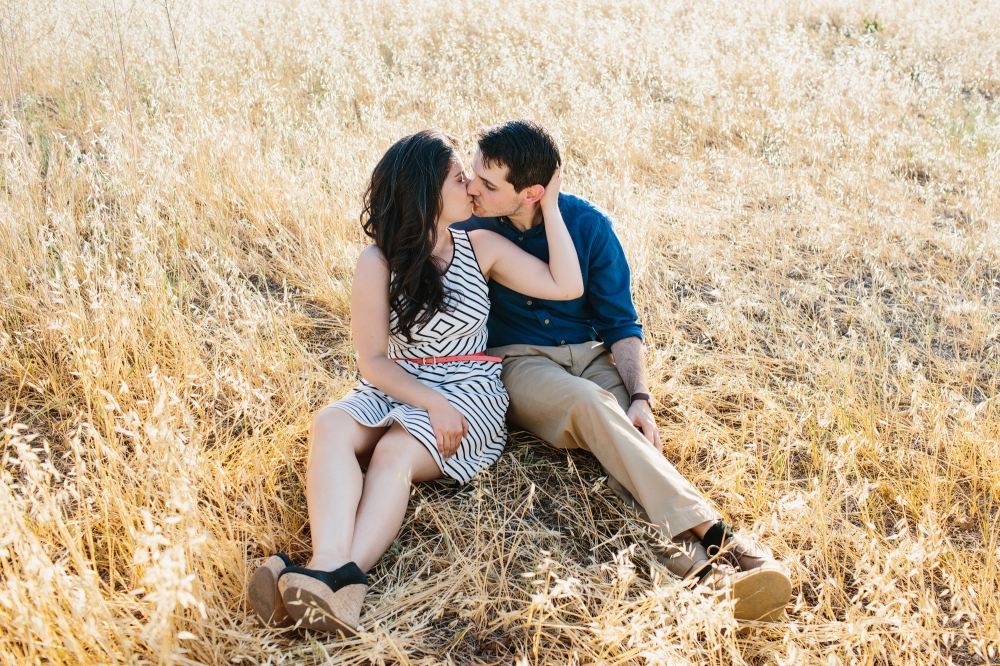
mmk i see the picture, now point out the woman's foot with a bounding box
[248,553,294,627]
[278,562,368,635]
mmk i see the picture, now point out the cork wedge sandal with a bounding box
[277,562,368,636]
[248,553,294,628]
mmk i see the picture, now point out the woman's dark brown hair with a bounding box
[361,129,460,341]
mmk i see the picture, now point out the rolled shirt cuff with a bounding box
[599,325,644,347]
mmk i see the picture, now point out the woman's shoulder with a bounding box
[465,228,510,260]
[355,245,389,277]
[465,228,506,245]
[357,244,386,262]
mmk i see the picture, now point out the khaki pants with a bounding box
[488,341,720,541]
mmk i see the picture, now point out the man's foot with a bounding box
[699,563,793,623]
[655,534,791,622]
[248,553,294,628]
[701,522,791,577]
[653,533,710,579]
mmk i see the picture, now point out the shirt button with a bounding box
[526,300,532,306]
[560,340,566,344]
[544,319,550,324]
[518,237,523,241]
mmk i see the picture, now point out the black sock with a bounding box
[701,521,736,557]
[693,564,713,581]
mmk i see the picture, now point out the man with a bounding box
[455,119,792,622]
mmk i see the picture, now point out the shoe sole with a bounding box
[248,555,293,628]
[279,572,366,636]
[725,569,792,622]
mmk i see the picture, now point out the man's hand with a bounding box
[610,336,662,451]
[626,398,661,450]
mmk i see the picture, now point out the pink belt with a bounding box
[391,352,502,365]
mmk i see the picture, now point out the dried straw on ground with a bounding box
[1,0,998,663]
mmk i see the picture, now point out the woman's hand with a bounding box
[469,163,582,301]
[426,396,469,458]
[351,246,476,454]
[540,167,562,211]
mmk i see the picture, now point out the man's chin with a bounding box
[473,205,505,218]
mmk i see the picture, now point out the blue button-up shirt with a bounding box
[453,192,643,349]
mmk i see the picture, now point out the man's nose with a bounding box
[466,177,480,196]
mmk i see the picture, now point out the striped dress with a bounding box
[330,229,509,483]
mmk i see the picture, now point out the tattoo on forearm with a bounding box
[610,337,649,398]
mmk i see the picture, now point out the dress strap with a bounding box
[450,227,469,248]
[448,227,488,286]
[450,227,474,264]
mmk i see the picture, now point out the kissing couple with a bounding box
[248,120,794,634]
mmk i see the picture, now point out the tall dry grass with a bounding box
[1,0,998,663]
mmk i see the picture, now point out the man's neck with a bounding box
[506,202,544,232]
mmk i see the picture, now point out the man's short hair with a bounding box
[476,119,561,193]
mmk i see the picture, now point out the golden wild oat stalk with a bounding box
[1,0,998,663]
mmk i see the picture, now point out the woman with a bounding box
[247,129,582,635]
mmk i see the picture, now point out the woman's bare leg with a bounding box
[349,422,441,572]
[305,408,385,571]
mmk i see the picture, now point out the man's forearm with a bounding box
[609,336,649,399]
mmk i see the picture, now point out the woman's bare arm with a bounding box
[350,246,468,457]
[469,169,583,300]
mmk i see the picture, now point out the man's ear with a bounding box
[521,183,545,204]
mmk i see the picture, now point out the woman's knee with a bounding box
[368,432,414,467]
[311,407,350,441]
[309,407,376,456]
[368,429,440,482]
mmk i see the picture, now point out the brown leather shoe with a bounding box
[718,530,792,581]
[700,563,792,622]
[607,479,792,622]
[655,535,791,622]
[654,533,713,580]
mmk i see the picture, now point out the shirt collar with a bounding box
[499,216,545,237]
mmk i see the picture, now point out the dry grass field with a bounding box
[2,0,999,663]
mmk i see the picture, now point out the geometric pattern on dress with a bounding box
[329,229,508,483]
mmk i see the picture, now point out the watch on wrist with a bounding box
[630,392,654,408]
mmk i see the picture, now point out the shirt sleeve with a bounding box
[585,215,644,346]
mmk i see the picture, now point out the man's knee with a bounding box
[566,382,624,419]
